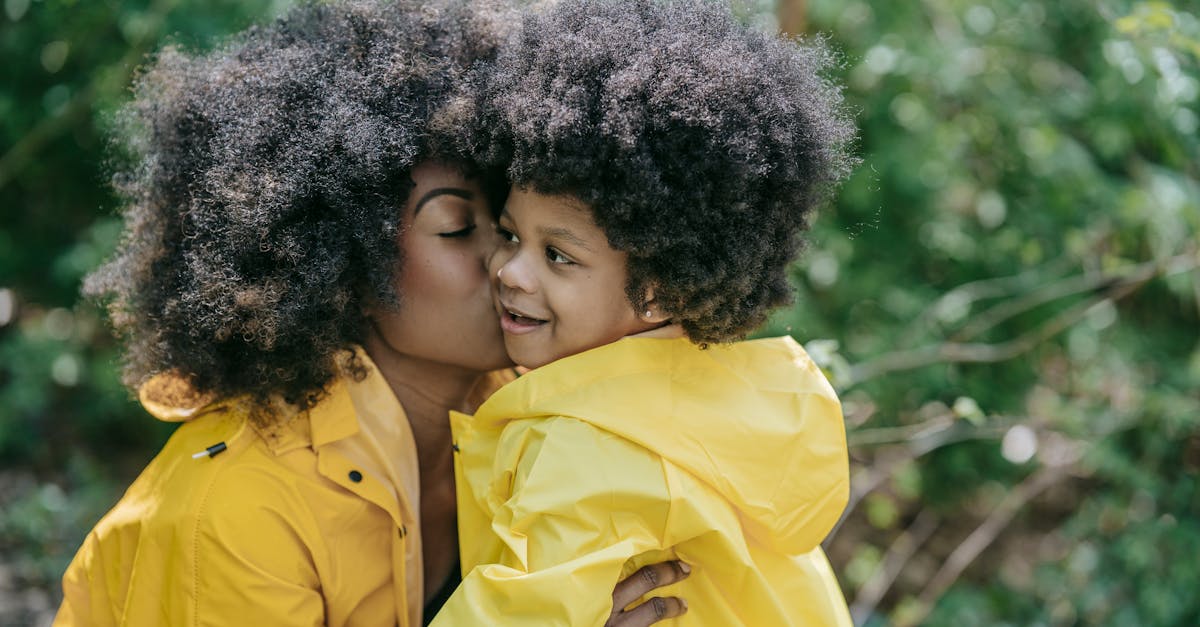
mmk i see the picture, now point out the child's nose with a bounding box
[495,255,535,293]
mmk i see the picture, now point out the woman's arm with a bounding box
[55,473,328,627]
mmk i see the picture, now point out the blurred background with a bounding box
[1,0,1197,625]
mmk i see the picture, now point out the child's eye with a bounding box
[438,224,477,238]
[546,247,574,265]
[497,226,519,244]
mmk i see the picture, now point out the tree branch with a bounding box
[844,251,1199,388]
[829,414,1013,542]
[901,464,1072,627]
[912,254,1076,334]
[777,0,807,36]
[849,508,941,626]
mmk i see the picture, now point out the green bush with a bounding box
[774,0,1199,624]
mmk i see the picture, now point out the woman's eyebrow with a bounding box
[414,188,474,214]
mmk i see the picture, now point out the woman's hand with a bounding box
[605,560,691,626]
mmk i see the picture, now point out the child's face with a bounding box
[490,187,655,369]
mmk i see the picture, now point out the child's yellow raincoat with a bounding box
[437,336,852,626]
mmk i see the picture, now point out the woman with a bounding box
[55,1,685,625]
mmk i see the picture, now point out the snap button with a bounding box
[348,470,363,483]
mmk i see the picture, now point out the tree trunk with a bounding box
[777,0,807,36]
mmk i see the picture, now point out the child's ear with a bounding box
[639,286,671,324]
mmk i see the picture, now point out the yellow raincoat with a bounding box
[436,336,852,626]
[55,349,502,627]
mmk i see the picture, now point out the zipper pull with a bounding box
[191,441,227,459]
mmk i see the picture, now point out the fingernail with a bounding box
[681,598,689,612]
[678,561,691,574]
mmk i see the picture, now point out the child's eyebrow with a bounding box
[540,226,594,252]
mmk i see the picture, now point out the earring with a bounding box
[644,310,653,318]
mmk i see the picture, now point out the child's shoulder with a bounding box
[498,413,646,455]
[705,336,835,394]
[494,413,671,501]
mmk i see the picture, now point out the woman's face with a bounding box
[367,161,512,373]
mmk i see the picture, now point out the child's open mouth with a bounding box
[500,307,547,335]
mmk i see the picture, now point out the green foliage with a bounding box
[0,457,122,614]
[764,0,1200,624]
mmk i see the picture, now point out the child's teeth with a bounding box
[512,313,541,324]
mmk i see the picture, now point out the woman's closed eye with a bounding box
[438,224,477,238]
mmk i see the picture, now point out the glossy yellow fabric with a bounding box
[436,336,852,626]
[55,350,428,627]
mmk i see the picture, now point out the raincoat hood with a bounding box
[471,335,848,555]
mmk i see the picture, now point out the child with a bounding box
[433,0,856,624]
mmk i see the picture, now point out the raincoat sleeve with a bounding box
[55,533,111,627]
[187,489,328,627]
[431,417,674,626]
[54,475,327,627]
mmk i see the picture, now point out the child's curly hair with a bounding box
[86,0,510,418]
[465,0,856,342]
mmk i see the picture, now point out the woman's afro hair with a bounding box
[86,0,511,418]
[464,0,856,342]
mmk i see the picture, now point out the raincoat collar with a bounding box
[135,348,384,455]
[475,335,825,419]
